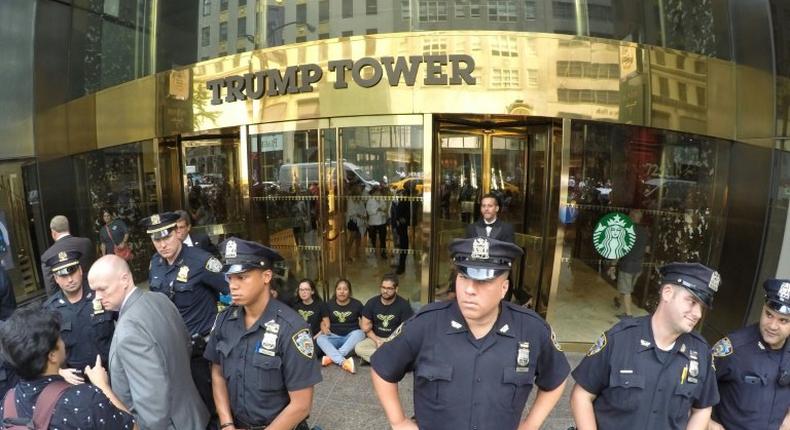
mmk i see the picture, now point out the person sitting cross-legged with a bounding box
[315,278,365,374]
[355,273,414,363]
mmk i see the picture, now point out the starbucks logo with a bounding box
[593,212,636,259]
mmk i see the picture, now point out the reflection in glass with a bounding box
[183,139,243,228]
[549,122,729,343]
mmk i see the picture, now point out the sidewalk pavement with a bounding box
[309,352,584,430]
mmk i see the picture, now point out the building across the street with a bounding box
[2,0,789,348]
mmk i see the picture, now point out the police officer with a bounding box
[140,211,229,418]
[42,250,113,384]
[205,237,322,430]
[371,237,570,430]
[571,262,721,430]
[710,279,790,430]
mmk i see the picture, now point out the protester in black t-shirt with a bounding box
[355,273,414,363]
[315,279,365,373]
[292,279,329,338]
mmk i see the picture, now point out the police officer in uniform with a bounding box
[141,211,229,419]
[710,279,790,430]
[42,250,113,384]
[571,262,721,430]
[205,237,322,430]
[371,237,570,430]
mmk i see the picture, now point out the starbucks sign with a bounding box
[593,212,636,259]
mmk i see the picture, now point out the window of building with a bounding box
[525,0,537,19]
[319,32,330,39]
[678,82,687,102]
[489,0,517,22]
[491,36,518,57]
[367,0,378,15]
[470,0,481,17]
[202,0,211,16]
[320,0,330,21]
[455,0,467,18]
[238,0,246,6]
[342,30,353,37]
[659,77,669,97]
[201,26,210,47]
[655,50,665,65]
[552,1,575,19]
[297,3,307,24]
[237,16,246,37]
[219,22,228,42]
[343,0,354,18]
[696,86,706,107]
[492,68,520,88]
[423,38,447,55]
[694,60,707,75]
[296,36,307,42]
[401,0,411,19]
[676,56,686,70]
[418,0,448,22]
[587,4,611,21]
[366,28,378,34]
[526,68,539,88]
[220,0,228,12]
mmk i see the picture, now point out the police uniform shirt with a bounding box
[204,299,322,427]
[370,300,569,430]
[572,316,719,430]
[325,298,364,336]
[43,287,114,369]
[148,245,228,336]
[712,323,790,430]
[0,377,135,429]
[292,300,329,337]
[361,295,414,339]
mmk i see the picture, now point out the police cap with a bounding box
[218,237,284,275]
[660,262,720,308]
[46,250,82,276]
[139,212,179,239]
[450,236,523,281]
[764,279,790,315]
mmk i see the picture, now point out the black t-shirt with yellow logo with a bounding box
[325,298,364,336]
[292,300,329,336]
[362,295,414,338]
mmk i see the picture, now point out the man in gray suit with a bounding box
[40,215,95,295]
[88,255,209,430]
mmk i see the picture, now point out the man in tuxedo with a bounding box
[464,193,515,243]
[174,210,218,255]
[40,216,95,296]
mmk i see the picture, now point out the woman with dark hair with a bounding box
[0,308,135,429]
[292,279,329,340]
[315,278,365,373]
[98,207,129,257]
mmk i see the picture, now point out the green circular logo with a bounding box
[593,212,636,259]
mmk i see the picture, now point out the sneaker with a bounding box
[342,357,356,374]
[321,356,333,367]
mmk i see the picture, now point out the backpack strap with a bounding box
[30,381,70,429]
[2,387,17,420]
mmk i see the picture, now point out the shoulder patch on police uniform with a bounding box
[292,328,314,359]
[587,332,607,356]
[206,257,223,273]
[550,329,563,352]
[712,337,733,358]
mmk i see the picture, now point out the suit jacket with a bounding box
[40,235,95,296]
[464,218,516,243]
[186,232,218,256]
[109,288,209,430]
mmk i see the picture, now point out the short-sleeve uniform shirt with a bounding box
[572,316,719,430]
[149,245,228,336]
[325,298,363,336]
[371,300,569,430]
[43,287,114,369]
[292,300,329,337]
[204,299,322,427]
[0,376,135,429]
[361,295,414,338]
[712,323,790,430]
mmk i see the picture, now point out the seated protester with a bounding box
[292,279,329,339]
[0,308,136,429]
[355,273,414,363]
[316,278,365,374]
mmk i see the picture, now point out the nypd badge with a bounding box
[58,251,68,262]
[516,342,530,370]
[292,328,315,359]
[470,237,490,260]
[709,271,721,292]
[550,329,563,352]
[176,265,190,283]
[587,332,607,356]
[712,337,733,358]
[150,214,160,225]
[205,257,223,273]
[225,240,237,259]
[780,282,790,302]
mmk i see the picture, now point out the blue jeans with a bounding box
[316,330,366,365]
